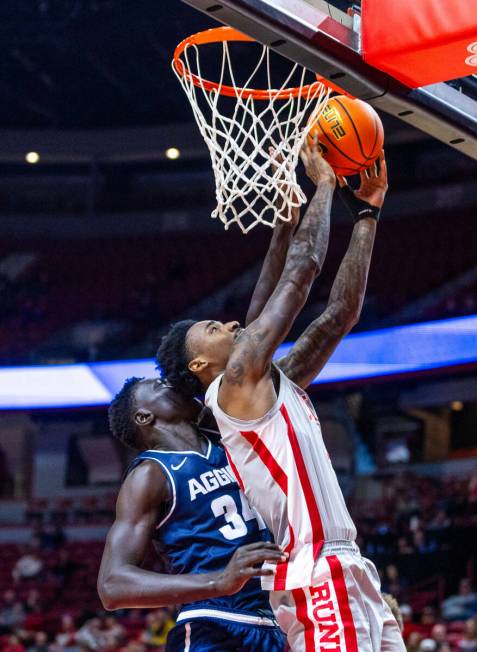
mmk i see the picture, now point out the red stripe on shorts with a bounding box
[292,588,316,652]
[279,404,324,559]
[239,429,291,589]
[327,555,359,652]
[274,524,295,591]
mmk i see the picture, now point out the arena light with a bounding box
[25,151,40,164]
[1,314,477,409]
[165,147,181,160]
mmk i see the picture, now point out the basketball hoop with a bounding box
[173,27,331,233]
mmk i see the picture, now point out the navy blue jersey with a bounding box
[128,436,274,618]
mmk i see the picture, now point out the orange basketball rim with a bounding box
[173,26,349,101]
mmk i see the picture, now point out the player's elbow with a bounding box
[97,575,122,611]
[340,302,362,333]
[287,245,322,281]
[329,300,361,337]
[347,294,366,328]
[307,253,322,279]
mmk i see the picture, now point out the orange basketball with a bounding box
[308,95,384,176]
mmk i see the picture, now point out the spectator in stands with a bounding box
[458,617,477,651]
[419,606,438,638]
[407,631,423,652]
[397,536,415,556]
[0,600,26,633]
[101,615,125,649]
[426,510,451,550]
[24,590,41,615]
[2,634,26,652]
[54,614,78,651]
[1,591,16,607]
[442,579,477,621]
[419,640,437,652]
[27,631,49,652]
[413,529,437,555]
[11,546,44,584]
[0,590,17,631]
[400,604,414,640]
[431,623,448,650]
[52,550,78,588]
[140,610,175,649]
[120,609,143,632]
[120,644,146,652]
[75,617,104,650]
[374,521,394,554]
[382,564,406,601]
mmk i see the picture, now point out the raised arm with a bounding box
[97,462,284,609]
[245,222,295,327]
[219,145,335,417]
[278,151,388,389]
[245,149,299,326]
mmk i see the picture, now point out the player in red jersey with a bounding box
[158,147,405,651]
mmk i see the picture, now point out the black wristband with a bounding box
[337,184,381,223]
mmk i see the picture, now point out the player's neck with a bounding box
[149,422,207,454]
[199,365,225,389]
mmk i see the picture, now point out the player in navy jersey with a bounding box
[99,378,287,650]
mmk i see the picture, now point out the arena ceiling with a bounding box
[0,1,474,169]
[0,1,204,128]
[12,0,477,132]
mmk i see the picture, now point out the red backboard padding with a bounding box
[362,0,477,87]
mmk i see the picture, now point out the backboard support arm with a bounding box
[182,0,477,159]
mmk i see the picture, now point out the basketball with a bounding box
[308,95,384,176]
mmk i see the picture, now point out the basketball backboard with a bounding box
[181,0,477,160]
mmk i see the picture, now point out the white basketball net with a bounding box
[173,39,330,233]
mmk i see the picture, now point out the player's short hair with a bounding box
[156,320,203,398]
[382,593,404,632]
[108,376,143,449]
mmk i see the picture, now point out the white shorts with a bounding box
[269,541,406,652]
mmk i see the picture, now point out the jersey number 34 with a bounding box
[211,493,266,541]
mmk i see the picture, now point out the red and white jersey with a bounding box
[205,368,357,591]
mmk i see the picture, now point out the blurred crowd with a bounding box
[0,525,176,652]
[353,473,477,564]
[1,582,476,652]
[398,592,477,652]
[1,470,476,651]
[0,606,176,652]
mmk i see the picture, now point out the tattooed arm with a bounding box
[277,151,388,389]
[277,219,376,388]
[219,145,335,420]
[246,149,299,326]
[245,222,295,327]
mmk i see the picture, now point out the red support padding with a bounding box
[361,0,477,88]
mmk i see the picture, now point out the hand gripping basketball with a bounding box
[337,150,388,222]
[300,139,336,187]
[308,95,384,177]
